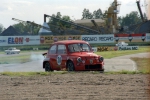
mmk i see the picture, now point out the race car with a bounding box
[5,47,20,54]
[42,40,104,72]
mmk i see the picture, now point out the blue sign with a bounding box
[8,37,23,44]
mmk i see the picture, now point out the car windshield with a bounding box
[68,43,91,52]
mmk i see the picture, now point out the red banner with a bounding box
[114,33,146,43]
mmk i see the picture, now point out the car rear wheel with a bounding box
[67,61,75,71]
[44,62,53,72]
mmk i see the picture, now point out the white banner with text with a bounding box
[81,35,114,43]
[118,46,139,50]
[146,33,150,42]
[0,36,40,46]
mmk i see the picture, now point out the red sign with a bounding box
[40,37,44,43]
[26,38,29,42]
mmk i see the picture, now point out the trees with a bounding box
[92,9,103,19]
[48,12,72,32]
[82,8,103,19]
[0,24,4,34]
[82,8,93,19]
[81,8,142,28]
[13,22,40,35]
[118,11,142,27]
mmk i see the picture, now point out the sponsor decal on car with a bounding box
[90,59,93,64]
[57,55,62,65]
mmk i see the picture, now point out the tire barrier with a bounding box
[97,47,109,52]
[92,46,119,52]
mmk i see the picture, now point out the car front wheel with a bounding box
[44,62,53,72]
[67,61,75,71]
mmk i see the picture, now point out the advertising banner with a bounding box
[40,35,81,44]
[82,35,114,43]
[114,33,146,43]
[40,36,53,44]
[23,36,40,45]
[0,36,40,46]
[117,46,139,50]
[146,33,150,42]
[97,46,117,52]
[0,36,7,46]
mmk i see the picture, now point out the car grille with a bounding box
[85,64,101,69]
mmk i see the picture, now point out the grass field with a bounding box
[0,46,149,64]
[0,46,149,75]
[131,58,150,73]
[0,55,31,64]
[96,46,150,58]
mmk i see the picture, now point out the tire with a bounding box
[100,70,104,73]
[67,61,75,71]
[44,62,53,72]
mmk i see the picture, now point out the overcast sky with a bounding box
[0,0,146,28]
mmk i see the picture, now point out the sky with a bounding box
[0,0,147,28]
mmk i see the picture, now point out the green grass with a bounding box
[96,47,150,58]
[131,58,150,73]
[0,52,4,54]
[0,50,47,64]
[0,46,149,76]
[0,55,31,64]
[0,71,68,76]
[0,47,149,64]
[0,70,150,76]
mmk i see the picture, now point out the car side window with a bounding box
[49,45,57,54]
[57,45,66,54]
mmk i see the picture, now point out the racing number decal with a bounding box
[57,55,62,65]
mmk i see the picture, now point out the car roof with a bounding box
[53,40,88,45]
[9,47,16,49]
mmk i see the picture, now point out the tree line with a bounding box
[0,8,144,35]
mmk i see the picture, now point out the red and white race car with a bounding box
[42,40,104,72]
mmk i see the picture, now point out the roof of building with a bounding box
[0,26,20,36]
[53,40,88,44]
[38,22,53,35]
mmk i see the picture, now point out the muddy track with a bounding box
[0,73,150,100]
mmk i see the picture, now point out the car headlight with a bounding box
[99,56,104,62]
[77,57,82,63]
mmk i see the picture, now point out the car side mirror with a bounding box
[42,53,47,58]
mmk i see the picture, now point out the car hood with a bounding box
[69,52,100,58]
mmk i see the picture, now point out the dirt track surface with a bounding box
[112,52,150,59]
[0,73,150,100]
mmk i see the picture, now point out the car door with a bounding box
[9,48,12,54]
[48,44,57,70]
[57,44,67,70]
